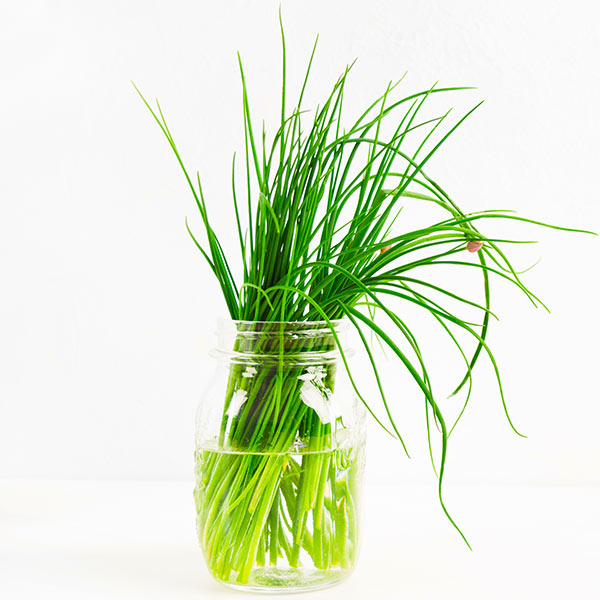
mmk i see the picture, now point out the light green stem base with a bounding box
[194,446,362,587]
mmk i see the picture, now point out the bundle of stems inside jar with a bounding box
[196,321,361,582]
[136,17,592,584]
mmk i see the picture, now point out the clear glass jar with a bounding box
[194,320,367,593]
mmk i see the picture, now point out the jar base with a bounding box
[217,566,352,594]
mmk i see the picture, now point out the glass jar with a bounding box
[194,320,367,592]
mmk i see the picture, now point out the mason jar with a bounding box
[194,320,367,592]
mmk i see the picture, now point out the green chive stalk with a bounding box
[136,11,595,587]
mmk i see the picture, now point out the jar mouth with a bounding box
[220,318,347,329]
[213,318,352,363]
[230,319,346,325]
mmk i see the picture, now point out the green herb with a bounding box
[135,13,594,582]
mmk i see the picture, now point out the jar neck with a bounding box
[213,319,350,364]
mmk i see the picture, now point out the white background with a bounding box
[1,0,599,597]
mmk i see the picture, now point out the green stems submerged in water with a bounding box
[195,324,364,584]
[195,446,362,583]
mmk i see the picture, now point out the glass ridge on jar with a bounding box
[194,320,367,593]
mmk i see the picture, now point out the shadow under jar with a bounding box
[194,320,367,593]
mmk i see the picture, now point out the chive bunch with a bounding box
[136,16,593,566]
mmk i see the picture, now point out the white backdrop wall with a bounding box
[1,0,598,486]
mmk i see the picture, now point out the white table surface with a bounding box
[1,480,598,599]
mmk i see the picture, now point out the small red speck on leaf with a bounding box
[380,245,392,254]
[467,240,484,253]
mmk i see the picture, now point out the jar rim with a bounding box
[213,317,352,363]
[222,318,347,326]
[216,317,349,334]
